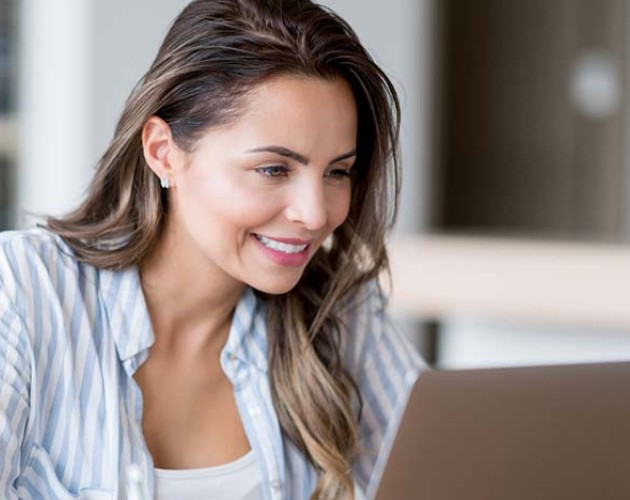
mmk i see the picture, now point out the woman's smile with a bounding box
[253,234,310,253]
[251,233,311,267]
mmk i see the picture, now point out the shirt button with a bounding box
[270,479,283,491]
[249,406,261,417]
[227,353,237,362]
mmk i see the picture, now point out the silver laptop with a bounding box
[375,361,630,500]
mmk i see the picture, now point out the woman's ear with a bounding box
[142,116,184,188]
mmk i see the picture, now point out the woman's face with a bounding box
[161,76,357,294]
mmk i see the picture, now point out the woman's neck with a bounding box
[138,221,246,358]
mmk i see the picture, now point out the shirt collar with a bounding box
[98,265,154,374]
[222,287,269,373]
[98,266,269,374]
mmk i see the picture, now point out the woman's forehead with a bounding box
[195,75,358,155]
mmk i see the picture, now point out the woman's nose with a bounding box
[284,179,328,231]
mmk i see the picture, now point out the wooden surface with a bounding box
[387,235,630,329]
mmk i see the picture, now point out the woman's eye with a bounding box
[256,165,290,177]
[327,168,353,179]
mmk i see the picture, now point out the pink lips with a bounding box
[252,234,312,267]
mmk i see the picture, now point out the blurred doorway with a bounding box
[432,0,630,243]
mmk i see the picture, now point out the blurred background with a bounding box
[1,0,629,368]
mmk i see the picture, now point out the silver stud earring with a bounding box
[160,176,170,189]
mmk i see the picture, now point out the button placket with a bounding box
[270,478,283,498]
[238,379,285,500]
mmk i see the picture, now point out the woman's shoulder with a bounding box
[337,278,425,379]
[0,227,87,297]
[336,279,388,336]
[339,280,426,496]
[0,226,75,263]
[336,279,394,364]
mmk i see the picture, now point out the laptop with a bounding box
[374,361,630,500]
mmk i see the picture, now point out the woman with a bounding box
[0,0,424,498]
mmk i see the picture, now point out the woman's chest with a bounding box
[133,358,251,470]
[23,344,313,500]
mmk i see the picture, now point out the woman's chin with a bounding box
[248,272,303,296]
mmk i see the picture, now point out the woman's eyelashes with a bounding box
[256,165,290,177]
[327,168,353,179]
[254,165,354,180]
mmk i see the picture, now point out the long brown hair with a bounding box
[47,1,400,497]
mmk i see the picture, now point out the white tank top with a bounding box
[154,450,264,500]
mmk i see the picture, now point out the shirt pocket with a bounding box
[18,444,115,500]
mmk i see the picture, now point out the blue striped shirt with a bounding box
[0,228,425,499]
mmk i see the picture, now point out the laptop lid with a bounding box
[375,361,630,500]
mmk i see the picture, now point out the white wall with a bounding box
[17,0,94,224]
[92,0,190,158]
[16,0,191,225]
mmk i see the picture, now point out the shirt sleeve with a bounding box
[341,279,428,498]
[0,282,32,499]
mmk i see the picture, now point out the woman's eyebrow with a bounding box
[331,150,357,164]
[245,146,357,166]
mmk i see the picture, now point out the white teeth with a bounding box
[256,235,308,254]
